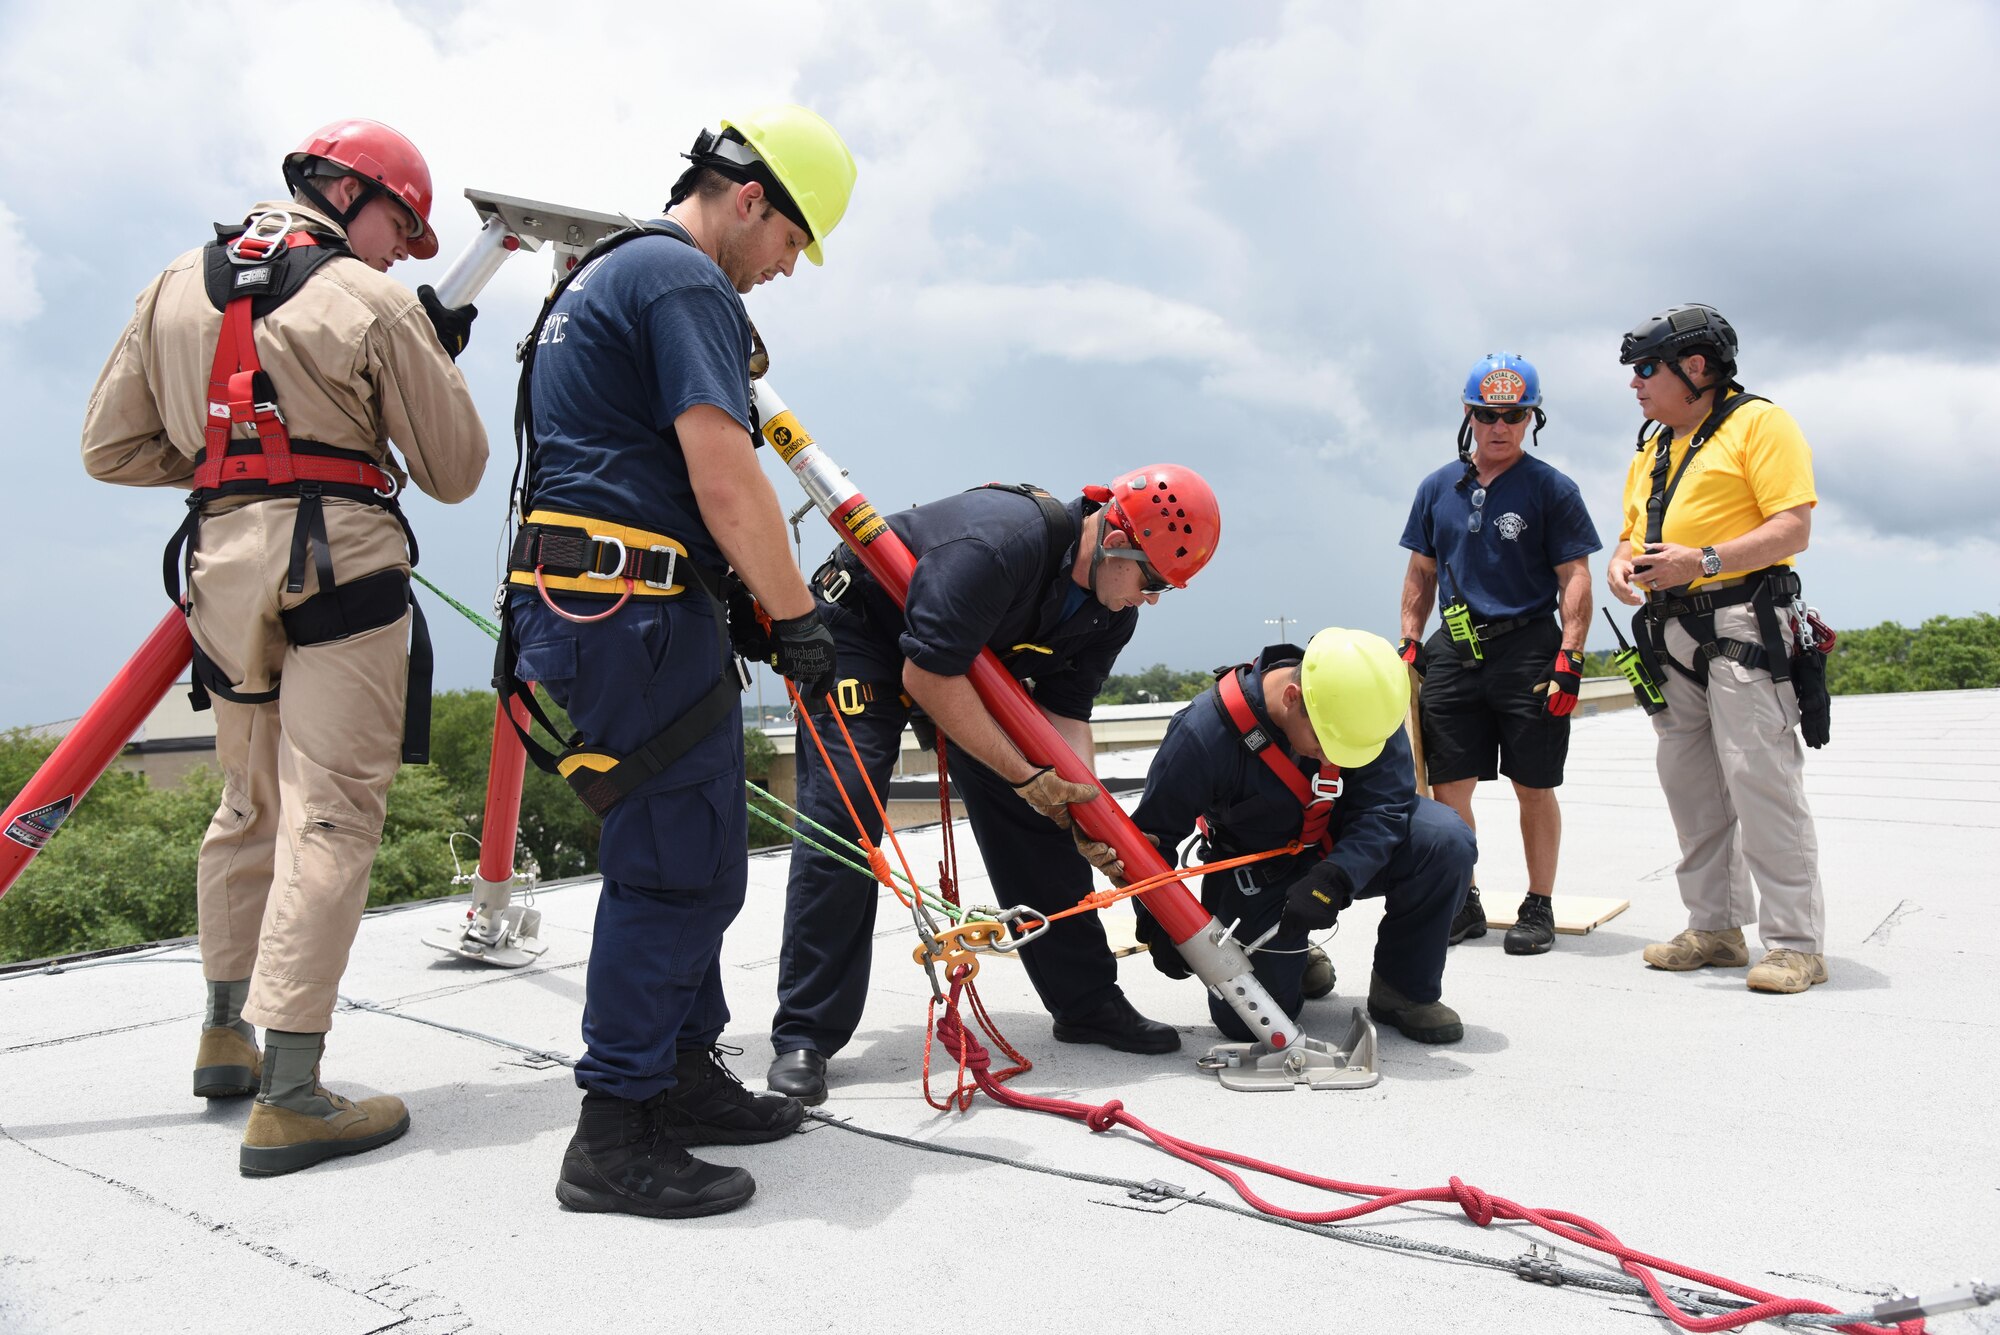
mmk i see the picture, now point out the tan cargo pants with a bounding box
[187,497,411,1032]
[1652,602,1824,953]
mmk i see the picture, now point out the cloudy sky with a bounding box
[4,0,1996,725]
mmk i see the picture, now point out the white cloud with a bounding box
[1765,354,2000,541]
[0,203,41,324]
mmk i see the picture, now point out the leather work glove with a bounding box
[1544,649,1584,717]
[1073,826,1124,882]
[1011,766,1099,830]
[722,574,774,664]
[771,610,839,707]
[1281,861,1354,936]
[417,284,477,361]
[1132,901,1192,980]
[1397,636,1429,676]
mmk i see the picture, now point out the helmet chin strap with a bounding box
[283,162,380,233]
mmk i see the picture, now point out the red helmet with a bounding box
[1099,464,1221,588]
[284,119,438,259]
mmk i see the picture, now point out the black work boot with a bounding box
[657,1045,805,1147]
[1448,886,1487,945]
[556,1091,755,1219]
[1052,990,1181,1054]
[1504,894,1556,956]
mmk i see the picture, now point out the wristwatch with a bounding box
[1700,546,1723,578]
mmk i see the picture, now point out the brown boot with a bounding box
[193,1027,262,1099]
[241,1086,410,1177]
[1746,948,1828,994]
[1641,927,1749,971]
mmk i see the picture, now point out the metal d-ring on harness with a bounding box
[164,209,434,761]
[493,218,752,818]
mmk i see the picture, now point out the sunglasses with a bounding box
[1101,523,1175,593]
[1633,359,1663,379]
[1136,562,1173,594]
[1469,406,1532,425]
[1466,486,1488,534]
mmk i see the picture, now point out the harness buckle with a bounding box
[1233,865,1264,897]
[821,567,852,604]
[1308,772,1344,804]
[372,469,400,499]
[228,211,296,264]
[836,679,867,716]
[584,534,627,581]
[641,544,678,591]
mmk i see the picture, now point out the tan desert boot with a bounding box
[192,1027,262,1099]
[1641,927,1749,971]
[240,1085,410,1177]
[1746,948,1828,994]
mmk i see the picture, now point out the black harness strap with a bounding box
[497,219,748,816]
[1640,391,1768,547]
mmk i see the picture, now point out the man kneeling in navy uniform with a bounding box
[1109,630,1478,1043]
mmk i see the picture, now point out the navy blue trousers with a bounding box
[511,591,746,1102]
[1202,797,1476,1042]
[772,688,1120,1057]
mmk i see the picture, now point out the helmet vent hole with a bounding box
[1175,546,1188,558]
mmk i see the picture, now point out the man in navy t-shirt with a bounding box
[505,107,856,1221]
[1397,353,1600,956]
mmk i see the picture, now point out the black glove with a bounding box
[771,610,839,706]
[1281,861,1353,934]
[1132,902,1191,980]
[722,575,774,664]
[417,284,477,360]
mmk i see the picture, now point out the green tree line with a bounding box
[0,689,788,965]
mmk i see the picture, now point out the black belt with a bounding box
[1469,613,1545,642]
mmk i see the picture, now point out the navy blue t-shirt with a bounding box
[825,490,1138,721]
[526,222,753,569]
[1399,455,1601,621]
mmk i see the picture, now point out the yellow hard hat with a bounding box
[719,105,857,266]
[1299,628,1412,768]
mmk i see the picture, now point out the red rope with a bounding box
[926,979,1922,1335]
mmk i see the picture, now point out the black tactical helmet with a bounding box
[1619,303,1739,368]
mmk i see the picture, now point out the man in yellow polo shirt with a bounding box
[1604,304,1827,995]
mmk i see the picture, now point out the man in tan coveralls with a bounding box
[80,118,487,1174]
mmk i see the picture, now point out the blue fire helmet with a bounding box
[1462,352,1542,409]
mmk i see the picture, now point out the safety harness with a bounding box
[1195,650,1341,890]
[1626,391,1801,690]
[494,219,747,817]
[164,210,432,761]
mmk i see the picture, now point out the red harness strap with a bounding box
[196,230,321,489]
[1216,666,1340,856]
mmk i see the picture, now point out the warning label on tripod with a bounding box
[4,796,74,850]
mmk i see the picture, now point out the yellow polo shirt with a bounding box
[1618,397,1817,589]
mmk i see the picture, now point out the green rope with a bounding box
[413,571,501,640]
[417,571,981,924]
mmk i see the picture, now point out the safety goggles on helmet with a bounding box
[1469,406,1532,425]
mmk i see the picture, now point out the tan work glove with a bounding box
[1073,827,1124,882]
[1012,766,1099,831]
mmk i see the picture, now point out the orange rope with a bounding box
[822,693,925,913]
[1037,841,1306,923]
[785,682,920,911]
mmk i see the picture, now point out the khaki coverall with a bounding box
[80,200,487,1032]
